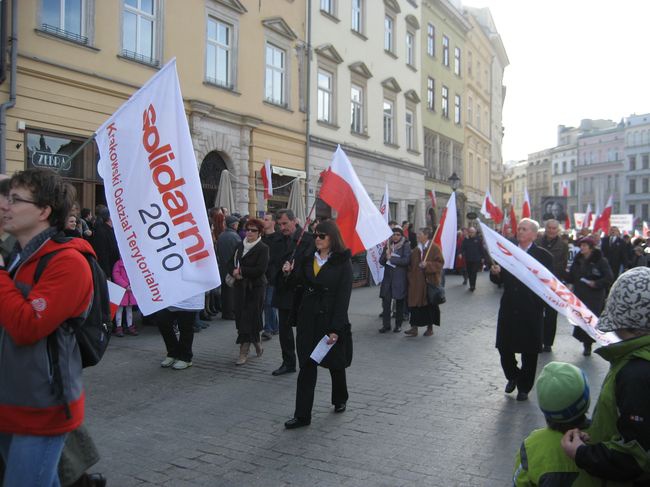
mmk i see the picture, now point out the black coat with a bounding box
[293,250,353,369]
[461,236,485,263]
[227,240,269,341]
[272,226,315,311]
[600,236,627,278]
[261,231,284,282]
[566,248,613,316]
[490,243,553,353]
[216,228,242,280]
[91,221,119,278]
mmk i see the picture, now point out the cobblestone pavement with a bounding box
[84,272,608,486]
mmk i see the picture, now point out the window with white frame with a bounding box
[441,86,449,118]
[321,0,335,15]
[427,77,434,110]
[383,99,394,144]
[317,69,334,123]
[384,15,394,52]
[406,31,415,66]
[351,84,364,134]
[454,47,461,76]
[405,109,415,150]
[41,0,91,43]
[442,35,449,67]
[427,23,435,57]
[467,95,473,124]
[206,18,232,88]
[265,43,286,106]
[351,0,363,34]
[476,103,481,128]
[122,0,159,64]
[454,94,461,125]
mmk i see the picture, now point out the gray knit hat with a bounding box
[597,267,650,332]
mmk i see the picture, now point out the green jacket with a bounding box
[514,428,580,486]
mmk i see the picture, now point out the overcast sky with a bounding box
[461,0,650,162]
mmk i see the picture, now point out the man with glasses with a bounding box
[0,168,95,486]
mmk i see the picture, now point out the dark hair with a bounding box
[418,227,434,239]
[0,178,10,196]
[388,220,398,226]
[80,207,91,219]
[315,219,347,254]
[245,218,264,234]
[264,211,276,221]
[276,209,296,221]
[11,168,76,231]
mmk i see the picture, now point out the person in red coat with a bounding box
[112,258,138,337]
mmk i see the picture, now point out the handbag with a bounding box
[426,282,446,305]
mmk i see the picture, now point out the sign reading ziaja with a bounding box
[30,150,71,172]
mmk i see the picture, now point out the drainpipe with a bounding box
[0,0,17,174]
[304,0,312,212]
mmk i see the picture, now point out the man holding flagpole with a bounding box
[489,218,553,401]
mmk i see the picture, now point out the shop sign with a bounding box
[30,150,72,172]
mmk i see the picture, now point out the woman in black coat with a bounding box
[227,218,269,365]
[565,236,613,356]
[284,220,353,429]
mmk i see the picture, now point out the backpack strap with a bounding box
[34,250,63,284]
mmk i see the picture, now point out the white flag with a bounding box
[478,220,619,346]
[366,184,389,284]
[96,59,220,315]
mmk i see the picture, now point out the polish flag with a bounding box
[430,190,437,209]
[433,191,457,269]
[480,189,504,224]
[509,205,517,230]
[261,159,273,199]
[561,182,571,229]
[593,195,613,235]
[107,281,127,320]
[319,146,392,255]
[643,221,650,238]
[522,188,531,219]
[582,203,593,230]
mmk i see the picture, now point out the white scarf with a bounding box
[314,251,331,268]
[241,236,261,258]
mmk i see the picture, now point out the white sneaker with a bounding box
[172,360,192,370]
[160,357,177,368]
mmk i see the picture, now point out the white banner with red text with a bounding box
[479,220,619,346]
[96,59,220,315]
[366,184,389,284]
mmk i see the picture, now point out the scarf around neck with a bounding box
[241,236,261,258]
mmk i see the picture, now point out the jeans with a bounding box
[0,432,67,487]
[263,285,279,333]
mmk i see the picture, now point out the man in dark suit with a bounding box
[490,218,553,401]
[600,226,627,279]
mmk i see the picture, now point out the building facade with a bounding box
[526,149,551,222]
[623,114,650,224]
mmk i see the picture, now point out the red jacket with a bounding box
[0,234,94,435]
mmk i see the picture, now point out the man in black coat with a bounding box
[261,212,283,340]
[600,226,627,279]
[489,218,553,401]
[460,226,485,291]
[91,207,119,279]
[271,209,314,376]
[216,215,241,320]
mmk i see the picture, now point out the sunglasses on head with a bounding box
[315,233,328,239]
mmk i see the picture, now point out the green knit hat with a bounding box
[536,362,590,423]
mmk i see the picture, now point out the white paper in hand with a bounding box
[310,335,334,364]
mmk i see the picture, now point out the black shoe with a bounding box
[379,312,385,318]
[87,473,107,487]
[192,324,201,332]
[462,280,468,285]
[378,326,391,333]
[516,392,528,401]
[261,331,272,341]
[542,345,552,353]
[199,311,213,321]
[334,403,346,413]
[393,326,402,333]
[583,343,592,356]
[272,364,296,376]
[469,287,476,292]
[505,379,517,394]
[284,417,310,429]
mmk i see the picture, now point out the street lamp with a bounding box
[449,172,460,191]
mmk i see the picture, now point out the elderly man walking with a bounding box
[490,218,553,401]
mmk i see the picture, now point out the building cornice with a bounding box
[189,99,263,129]
[422,0,471,33]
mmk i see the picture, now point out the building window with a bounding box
[427,23,435,57]
[384,15,394,53]
[629,204,636,216]
[476,103,481,128]
[122,0,158,65]
[467,50,473,77]
[321,0,335,15]
[454,94,461,125]
[41,0,89,43]
[467,95,473,124]
[643,154,649,169]
[442,35,449,67]
[351,84,363,133]
[405,109,415,150]
[206,18,232,88]
[454,47,461,76]
[441,86,449,118]
[383,99,394,144]
[351,0,363,33]
[644,204,649,221]
[630,178,636,194]
[265,43,286,106]
[629,155,637,170]
[317,69,333,123]
[406,31,415,66]
[644,178,649,194]
[426,77,434,110]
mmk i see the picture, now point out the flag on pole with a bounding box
[433,191,457,269]
[366,184,389,284]
[479,219,619,346]
[509,205,517,230]
[592,195,613,235]
[319,146,392,255]
[522,188,531,219]
[261,159,273,199]
[430,190,437,209]
[581,203,593,230]
[480,189,504,224]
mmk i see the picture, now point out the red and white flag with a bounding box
[509,205,517,230]
[480,189,504,224]
[479,220,619,346]
[430,190,437,209]
[319,146,392,255]
[522,188,531,219]
[561,182,571,229]
[592,195,613,235]
[643,221,650,238]
[107,281,127,320]
[366,184,389,284]
[581,203,593,230]
[261,159,273,199]
[433,191,457,269]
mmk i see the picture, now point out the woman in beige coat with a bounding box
[404,227,445,337]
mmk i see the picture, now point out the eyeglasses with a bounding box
[315,233,328,240]
[8,194,38,206]
[245,228,259,233]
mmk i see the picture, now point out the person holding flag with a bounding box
[489,218,553,401]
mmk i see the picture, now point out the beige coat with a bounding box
[407,242,444,308]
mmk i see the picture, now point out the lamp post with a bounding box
[449,172,463,226]
[448,172,460,191]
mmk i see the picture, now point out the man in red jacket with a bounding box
[0,168,94,486]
